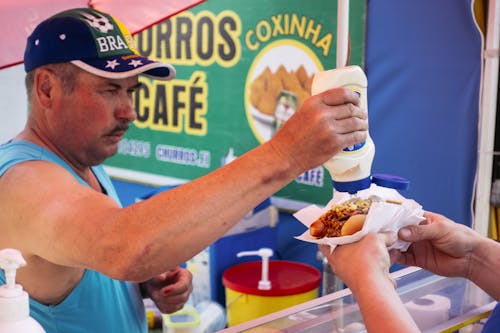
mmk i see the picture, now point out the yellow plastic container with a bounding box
[162,304,199,333]
[223,260,321,326]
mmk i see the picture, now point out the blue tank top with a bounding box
[0,140,147,333]
[482,302,500,333]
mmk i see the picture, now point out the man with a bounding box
[321,211,500,332]
[0,7,367,332]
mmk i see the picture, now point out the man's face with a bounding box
[48,69,140,167]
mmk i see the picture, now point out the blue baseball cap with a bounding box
[24,8,175,80]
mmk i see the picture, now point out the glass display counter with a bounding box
[217,267,496,333]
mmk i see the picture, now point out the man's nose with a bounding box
[116,99,137,123]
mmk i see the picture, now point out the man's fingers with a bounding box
[329,102,367,121]
[320,87,361,107]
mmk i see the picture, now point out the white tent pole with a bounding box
[474,0,500,236]
[336,0,349,68]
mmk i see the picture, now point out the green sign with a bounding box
[104,0,366,209]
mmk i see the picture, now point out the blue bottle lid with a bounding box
[371,173,410,190]
[332,176,372,194]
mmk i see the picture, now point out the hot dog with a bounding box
[309,196,403,238]
[309,197,373,238]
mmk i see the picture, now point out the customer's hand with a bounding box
[320,232,398,292]
[395,211,477,279]
[320,232,420,333]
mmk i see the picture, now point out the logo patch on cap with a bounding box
[58,9,136,59]
[81,11,114,33]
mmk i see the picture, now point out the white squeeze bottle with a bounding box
[0,248,46,333]
[311,65,375,194]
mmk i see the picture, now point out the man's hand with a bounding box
[141,267,193,314]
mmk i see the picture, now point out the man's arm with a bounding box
[0,87,368,282]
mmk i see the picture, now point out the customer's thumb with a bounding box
[398,225,420,242]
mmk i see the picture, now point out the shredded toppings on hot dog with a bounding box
[309,195,402,238]
[311,198,372,238]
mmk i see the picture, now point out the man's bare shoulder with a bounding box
[0,161,90,304]
[0,159,120,262]
[0,159,84,209]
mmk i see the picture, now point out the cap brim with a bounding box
[71,56,175,81]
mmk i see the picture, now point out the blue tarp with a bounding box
[366,0,481,227]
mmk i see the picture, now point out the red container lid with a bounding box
[222,260,321,297]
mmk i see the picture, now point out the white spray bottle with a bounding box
[0,248,45,333]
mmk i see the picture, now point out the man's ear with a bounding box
[34,68,56,108]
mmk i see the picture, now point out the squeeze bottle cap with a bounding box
[372,173,410,190]
[332,176,372,194]
[236,248,273,290]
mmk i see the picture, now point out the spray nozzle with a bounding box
[237,248,273,290]
[0,248,26,297]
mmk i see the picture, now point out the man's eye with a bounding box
[106,89,119,95]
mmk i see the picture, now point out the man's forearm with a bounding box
[470,237,500,300]
[350,274,420,333]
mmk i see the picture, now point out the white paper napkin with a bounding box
[294,184,425,252]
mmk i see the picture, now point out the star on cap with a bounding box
[128,59,143,68]
[105,59,120,70]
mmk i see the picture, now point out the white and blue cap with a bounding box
[371,174,410,191]
[24,8,175,80]
[333,173,410,194]
[332,177,372,194]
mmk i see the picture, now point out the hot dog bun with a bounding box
[340,214,366,236]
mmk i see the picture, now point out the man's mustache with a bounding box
[108,124,129,135]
